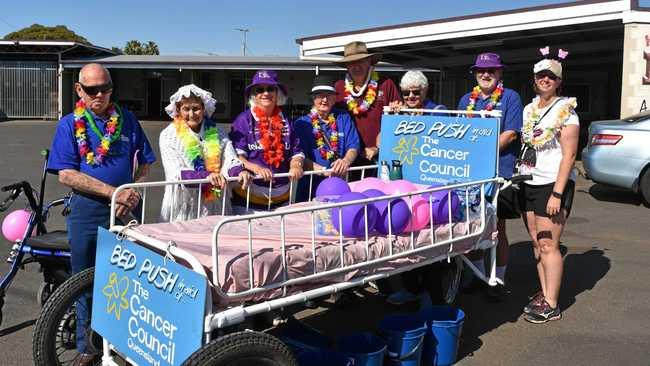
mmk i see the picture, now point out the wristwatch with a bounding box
[551,191,563,199]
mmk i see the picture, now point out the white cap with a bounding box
[533,59,562,79]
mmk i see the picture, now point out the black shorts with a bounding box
[519,180,575,218]
[497,185,521,220]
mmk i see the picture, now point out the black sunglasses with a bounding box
[402,89,422,97]
[254,85,277,94]
[475,68,498,75]
[535,72,559,81]
[79,81,113,96]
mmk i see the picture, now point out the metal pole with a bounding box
[57,53,63,119]
[234,28,250,56]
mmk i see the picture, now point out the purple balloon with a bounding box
[374,198,411,235]
[421,185,460,224]
[362,189,385,199]
[331,192,378,237]
[315,177,351,198]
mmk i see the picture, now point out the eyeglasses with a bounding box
[79,81,113,96]
[475,68,498,75]
[313,93,335,100]
[535,72,559,81]
[402,89,422,97]
[254,86,277,94]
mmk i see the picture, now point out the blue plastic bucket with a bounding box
[278,319,354,366]
[337,333,387,366]
[378,314,427,366]
[419,306,465,366]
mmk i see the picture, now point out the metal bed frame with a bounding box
[99,108,505,364]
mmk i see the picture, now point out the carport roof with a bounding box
[0,40,116,59]
[296,0,650,67]
[61,55,435,72]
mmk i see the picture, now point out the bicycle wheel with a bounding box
[32,267,102,366]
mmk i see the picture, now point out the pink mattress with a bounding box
[132,203,496,305]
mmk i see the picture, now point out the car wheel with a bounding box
[640,168,650,206]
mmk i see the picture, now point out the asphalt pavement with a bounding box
[0,120,649,365]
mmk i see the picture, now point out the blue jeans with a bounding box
[66,193,110,353]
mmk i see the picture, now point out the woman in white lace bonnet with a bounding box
[159,84,251,222]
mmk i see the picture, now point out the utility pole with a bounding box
[234,28,250,56]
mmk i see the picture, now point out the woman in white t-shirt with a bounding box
[517,52,579,324]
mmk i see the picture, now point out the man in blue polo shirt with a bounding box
[457,52,523,300]
[295,75,360,201]
[47,63,156,365]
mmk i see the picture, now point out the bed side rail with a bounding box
[210,176,497,300]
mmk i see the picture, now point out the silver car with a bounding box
[582,112,650,204]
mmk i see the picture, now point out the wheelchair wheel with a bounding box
[182,331,297,366]
[440,256,463,305]
[36,282,53,307]
[32,267,102,366]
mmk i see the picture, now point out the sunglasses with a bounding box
[402,89,422,97]
[535,72,559,81]
[79,81,113,96]
[475,68,498,75]
[254,86,277,94]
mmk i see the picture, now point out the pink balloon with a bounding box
[351,177,387,193]
[404,195,431,232]
[2,209,31,242]
[384,179,418,195]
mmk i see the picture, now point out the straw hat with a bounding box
[335,41,382,65]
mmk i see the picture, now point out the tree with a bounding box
[3,24,89,44]
[122,40,160,55]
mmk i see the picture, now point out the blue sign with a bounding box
[378,114,500,185]
[92,228,207,366]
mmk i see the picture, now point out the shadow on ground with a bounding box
[290,241,610,363]
[586,183,645,207]
[456,241,611,361]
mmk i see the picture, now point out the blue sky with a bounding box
[0,0,598,56]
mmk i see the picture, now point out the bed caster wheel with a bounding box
[182,330,297,366]
[37,282,53,307]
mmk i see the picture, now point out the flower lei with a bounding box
[174,117,223,201]
[73,99,122,166]
[310,109,339,162]
[466,81,504,113]
[344,71,379,115]
[253,106,285,168]
[522,97,577,148]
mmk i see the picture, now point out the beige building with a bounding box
[297,0,650,149]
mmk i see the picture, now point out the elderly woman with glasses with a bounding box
[391,70,446,112]
[229,70,304,209]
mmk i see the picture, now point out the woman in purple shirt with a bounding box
[229,70,304,208]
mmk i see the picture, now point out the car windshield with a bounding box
[622,112,650,123]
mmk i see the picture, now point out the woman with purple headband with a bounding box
[518,47,579,324]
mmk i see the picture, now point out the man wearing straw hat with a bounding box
[457,52,523,300]
[334,41,400,169]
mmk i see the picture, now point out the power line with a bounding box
[0,16,16,31]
